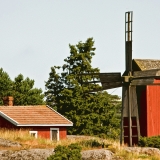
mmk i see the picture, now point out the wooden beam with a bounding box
[79,72,121,76]
[125,41,132,71]
[133,69,160,78]
[99,73,122,82]
[131,78,155,85]
[101,81,122,90]
[120,86,128,145]
[122,86,129,117]
[128,86,132,147]
[130,86,140,142]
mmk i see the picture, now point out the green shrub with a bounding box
[138,136,160,148]
[47,143,82,160]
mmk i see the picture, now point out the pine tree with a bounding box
[45,38,121,137]
[12,74,45,105]
[0,68,45,105]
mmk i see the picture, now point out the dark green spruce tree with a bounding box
[12,74,45,105]
[45,38,121,138]
[0,68,45,105]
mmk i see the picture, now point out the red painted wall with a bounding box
[59,127,67,139]
[0,116,67,140]
[31,126,67,139]
[138,84,160,137]
[146,85,160,137]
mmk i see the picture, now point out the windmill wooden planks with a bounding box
[133,69,160,78]
[99,73,122,82]
[99,73,122,89]
[101,81,122,90]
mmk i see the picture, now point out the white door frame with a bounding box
[50,128,59,141]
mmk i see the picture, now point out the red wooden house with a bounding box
[0,96,73,141]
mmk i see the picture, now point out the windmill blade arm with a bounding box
[79,72,122,92]
[99,72,122,89]
[102,81,122,89]
[99,72,122,82]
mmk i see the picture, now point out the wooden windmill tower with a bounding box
[80,11,160,146]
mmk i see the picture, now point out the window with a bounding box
[50,128,59,141]
[29,131,38,138]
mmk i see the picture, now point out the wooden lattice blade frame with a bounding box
[79,72,123,92]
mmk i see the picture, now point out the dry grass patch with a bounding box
[0,129,160,160]
[112,146,160,160]
[0,128,56,149]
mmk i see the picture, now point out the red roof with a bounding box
[0,105,73,126]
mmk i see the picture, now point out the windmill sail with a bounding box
[125,11,133,73]
[79,72,122,92]
[99,73,122,89]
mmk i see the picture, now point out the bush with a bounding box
[47,143,82,160]
[138,136,160,148]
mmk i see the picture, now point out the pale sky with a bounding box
[1,0,160,98]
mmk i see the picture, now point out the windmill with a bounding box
[80,11,160,146]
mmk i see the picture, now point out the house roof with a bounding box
[0,105,73,126]
[133,59,160,71]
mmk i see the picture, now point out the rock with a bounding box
[81,149,114,160]
[0,149,54,160]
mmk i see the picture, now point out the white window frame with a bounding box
[29,131,38,138]
[50,128,59,141]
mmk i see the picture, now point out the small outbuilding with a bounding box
[0,96,73,141]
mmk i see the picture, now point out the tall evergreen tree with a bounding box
[45,38,121,137]
[0,68,44,105]
[12,74,45,105]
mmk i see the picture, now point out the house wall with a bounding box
[30,126,67,140]
[0,116,67,140]
[146,85,160,136]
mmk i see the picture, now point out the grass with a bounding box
[0,128,160,159]
[115,149,160,160]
